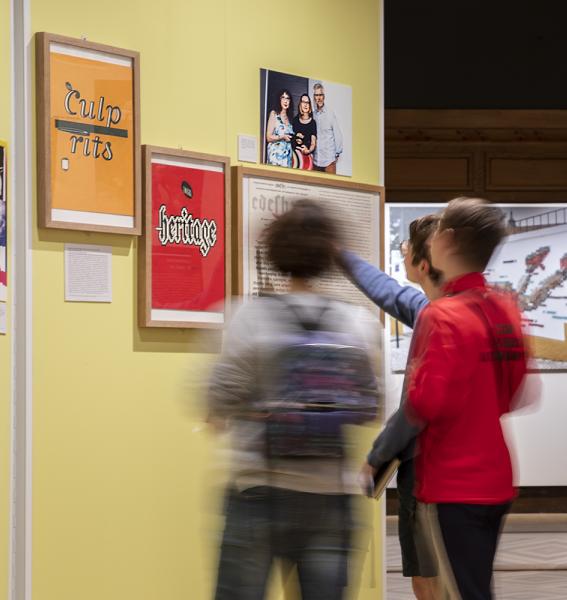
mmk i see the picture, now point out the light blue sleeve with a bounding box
[341,250,428,329]
[333,110,343,156]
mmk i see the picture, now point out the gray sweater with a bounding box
[208,293,381,494]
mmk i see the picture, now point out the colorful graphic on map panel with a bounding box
[386,204,567,372]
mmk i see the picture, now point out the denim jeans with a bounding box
[214,486,352,600]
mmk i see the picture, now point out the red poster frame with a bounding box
[139,146,231,328]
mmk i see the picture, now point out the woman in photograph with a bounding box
[265,89,294,168]
[292,93,317,170]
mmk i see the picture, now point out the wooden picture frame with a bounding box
[36,32,141,234]
[0,141,7,303]
[232,166,383,305]
[139,146,231,328]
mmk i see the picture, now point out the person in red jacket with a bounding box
[404,197,529,599]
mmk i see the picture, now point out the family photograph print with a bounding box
[260,68,352,176]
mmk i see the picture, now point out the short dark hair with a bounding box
[439,197,505,270]
[409,214,442,284]
[265,199,338,279]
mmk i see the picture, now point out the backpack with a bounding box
[260,297,378,459]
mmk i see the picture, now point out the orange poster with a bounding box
[49,50,134,216]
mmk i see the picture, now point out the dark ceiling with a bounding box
[385,1,567,109]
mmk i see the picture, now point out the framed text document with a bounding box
[233,167,383,311]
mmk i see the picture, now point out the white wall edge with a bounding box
[10,1,32,600]
[379,6,386,599]
[8,3,15,599]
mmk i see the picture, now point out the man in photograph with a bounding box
[312,83,343,174]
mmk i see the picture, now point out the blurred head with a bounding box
[313,83,325,110]
[275,89,293,121]
[401,214,442,286]
[430,197,505,273]
[265,199,338,279]
[298,94,312,118]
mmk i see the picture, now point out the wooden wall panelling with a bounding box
[386,154,473,190]
[487,155,567,191]
[386,141,478,202]
[385,111,567,204]
[386,109,567,140]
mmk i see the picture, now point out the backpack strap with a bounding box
[269,294,331,332]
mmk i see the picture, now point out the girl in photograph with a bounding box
[265,89,294,168]
[292,93,317,170]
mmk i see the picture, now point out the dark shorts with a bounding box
[397,459,437,578]
[417,501,511,599]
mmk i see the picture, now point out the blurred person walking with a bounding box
[208,200,380,600]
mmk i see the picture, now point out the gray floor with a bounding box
[386,571,567,599]
[385,514,567,599]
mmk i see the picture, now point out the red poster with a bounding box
[151,162,225,313]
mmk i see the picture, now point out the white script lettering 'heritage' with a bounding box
[155,205,218,257]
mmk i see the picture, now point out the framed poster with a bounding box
[260,69,352,176]
[0,141,6,302]
[36,32,141,234]
[385,202,567,373]
[139,146,230,328]
[233,167,382,311]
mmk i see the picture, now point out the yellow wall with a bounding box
[30,2,383,599]
[0,0,11,597]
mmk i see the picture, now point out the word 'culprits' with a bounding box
[61,82,126,161]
